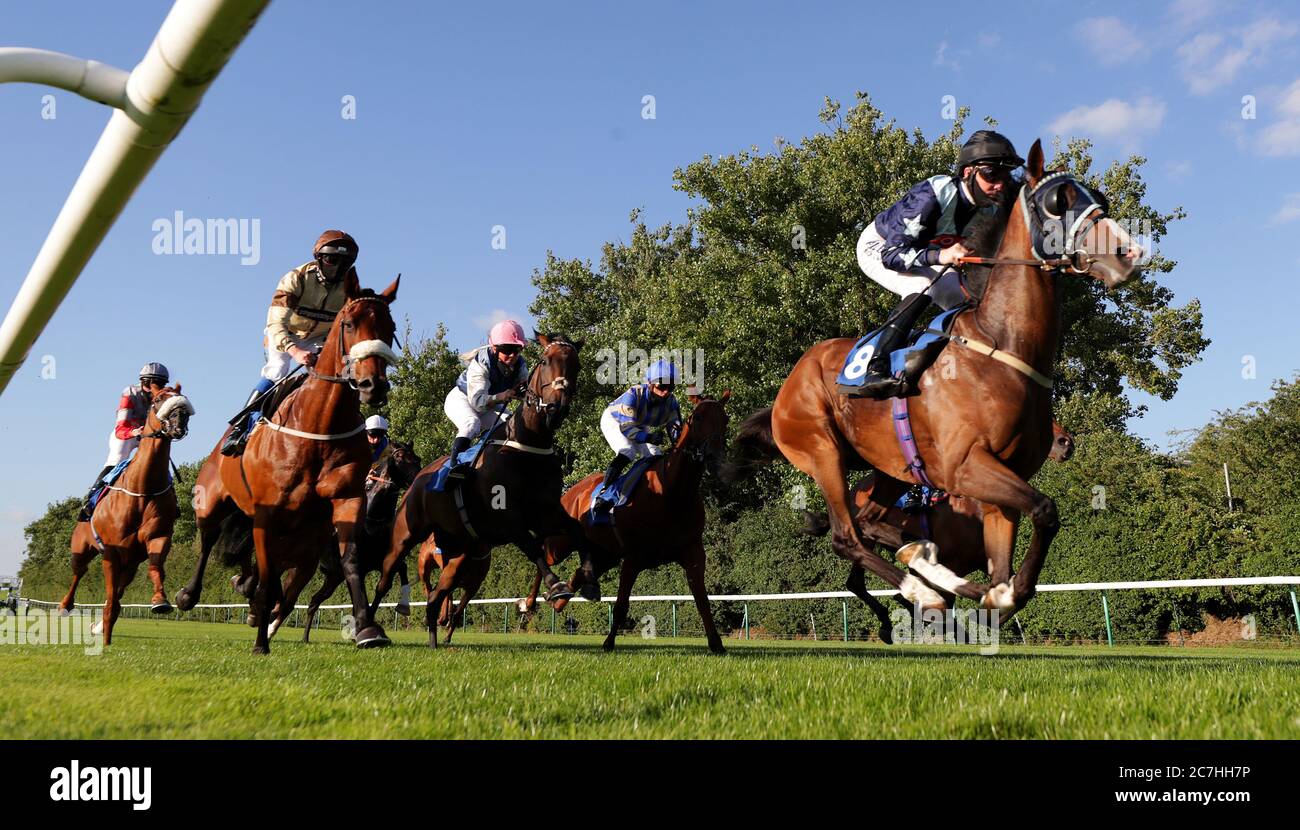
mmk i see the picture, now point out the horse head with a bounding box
[384,440,424,489]
[146,384,195,441]
[320,276,400,406]
[526,332,582,433]
[1049,421,1075,462]
[1019,139,1142,288]
[677,390,731,477]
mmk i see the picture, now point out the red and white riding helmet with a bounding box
[488,320,527,348]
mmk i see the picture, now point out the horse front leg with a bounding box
[333,496,388,648]
[302,565,343,643]
[60,544,96,615]
[682,542,724,654]
[445,553,489,645]
[846,566,896,644]
[269,565,314,640]
[250,521,277,655]
[145,537,173,614]
[602,558,639,652]
[951,449,1056,619]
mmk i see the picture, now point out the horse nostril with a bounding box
[357,377,374,390]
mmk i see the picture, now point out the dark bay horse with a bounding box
[369,333,585,648]
[415,534,489,643]
[177,277,400,654]
[294,440,423,641]
[728,140,1140,623]
[61,386,194,645]
[528,394,731,653]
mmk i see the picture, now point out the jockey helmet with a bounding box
[364,415,389,433]
[955,130,1023,173]
[488,320,527,349]
[314,230,358,283]
[138,362,169,385]
[644,359,679,386]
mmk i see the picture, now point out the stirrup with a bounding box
[220,422,250,457]
[843,371,913,400]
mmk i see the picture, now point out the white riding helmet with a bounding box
[365,415,390,432]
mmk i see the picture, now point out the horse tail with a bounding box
[214,511,253,567]
[721,406,780,484]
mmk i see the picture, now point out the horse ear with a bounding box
[1026,139,1045,187]
[571,339,584,352]
[172,382,182,394]
[535,331,550,348]
[721,389,731,403]
[345,268,361,301]
[380,274,400,304]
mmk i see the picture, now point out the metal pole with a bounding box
[671,602,677,637]
[607,603,612,632]
[0,0,272,396]
[1173,606,1185,646]
[842,600,848,642]
[550,605,555,635]
[1290,591,1300,636]
[1101,591,1114,647]
[742,603,749,640]
[502,603,508,634]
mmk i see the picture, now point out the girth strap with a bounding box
[891,396,935,489]
[453,483,479,540]
[260,420,366,441]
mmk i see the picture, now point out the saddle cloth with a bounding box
[836,306,965,389]
[588,457,655,524]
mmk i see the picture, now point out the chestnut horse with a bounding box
[414,535,489,643]
[369,333,585,648]
[525,394,731,653]
[297,440,423,642]
[61,386,195,645]
[176,277,400,654]
[727,140,1140,623]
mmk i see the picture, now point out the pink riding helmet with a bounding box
[488,320,527,348]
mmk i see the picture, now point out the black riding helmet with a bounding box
[313,230,358,284]
[956,130,1024,172]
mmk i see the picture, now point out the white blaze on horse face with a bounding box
[1084,217,1141,288]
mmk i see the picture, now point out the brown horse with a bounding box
[370,333,585,648]
[528,394,731,653]
[177,277,400,654]
[727,140,1140,623]
[295,440,423,642]
[61,386,194,645]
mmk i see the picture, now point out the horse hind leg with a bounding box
[269,565,314,640]
[302,567,343,643]
[845,566,896,644]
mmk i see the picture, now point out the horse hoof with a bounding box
[267,618,281,638]
[90,620,104,636]
[252,645,269,656]
[602,641,615,652]
[246,614,257,628]
[579,582,601,602]
[897,540,938,566]
[877,627,894,645]
[174,590,195,611]
[546,582,574,604]
[515,598,531,615]
[982,582,1016,612]
[709,644,726,655]
[395,602,410,617]
[355,626,390,649]
[150,601,173,615]
[58,606,72,618]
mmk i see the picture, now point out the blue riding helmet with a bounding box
[644,359,679,386]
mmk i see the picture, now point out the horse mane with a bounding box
[959,181,1020,302]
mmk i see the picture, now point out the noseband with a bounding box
[310,297,400,387]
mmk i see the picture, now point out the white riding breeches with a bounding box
[444,387,509,439]
[856,223,966,310]
[600,409,660,461]
[261,331,326,382]
[103,434,139,468]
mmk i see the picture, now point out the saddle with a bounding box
[262,372,307,422]
[588,456,655,524]
[425,421,507,494]
[836,305,966,394]
[88,454,135,513]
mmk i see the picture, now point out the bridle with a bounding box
[958,172,1109,275]
[309,296,400,387]
[139,391,192,441]
[519,339,576,419]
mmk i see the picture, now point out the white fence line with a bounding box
[26,575,1300,612]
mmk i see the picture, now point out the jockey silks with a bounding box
[265,261,352,353]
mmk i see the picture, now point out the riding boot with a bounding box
[77,465,114,522]
[221,378,273,457]
[845,292,933,399]
[593,455,632,512]
[445,436,473,478]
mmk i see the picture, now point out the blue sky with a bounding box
[1,0,1297,573]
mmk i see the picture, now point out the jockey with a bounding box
[850,129,1023,398]
[77,363,169,522]
[364,414,392,510]
[593,359,683,513]
[443,320,529,475]
[221,230,361,455]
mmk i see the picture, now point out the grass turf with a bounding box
[3,618,1298,739]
